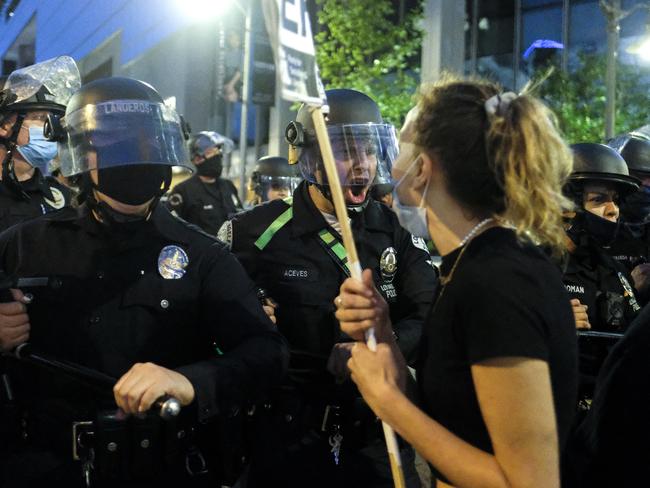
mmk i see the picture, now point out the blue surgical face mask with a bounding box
[16,126,58,172]
[392,157,431,239]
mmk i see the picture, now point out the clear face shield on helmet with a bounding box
[2,55,81,109]
[59,99,193,177]
[298,123,398,206]
[0,56,81,177]
[258,175,302,201]
[193,132,235,159]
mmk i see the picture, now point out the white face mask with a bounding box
[392,157,431,239]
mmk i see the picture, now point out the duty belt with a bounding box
[70,410,207,487]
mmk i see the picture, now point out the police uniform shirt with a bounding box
[420,227,577,484]
[222,181,437,384]
[608,222,650,284]
[0,168,71,233]
[0,204,288,425]
[563,235,641,332]
[166,174,242,236]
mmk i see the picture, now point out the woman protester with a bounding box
[334,77,578,488]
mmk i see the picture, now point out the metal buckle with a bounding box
[72,421,94,461]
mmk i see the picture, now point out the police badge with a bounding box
[158,245,189,279]
[380,247,397,282]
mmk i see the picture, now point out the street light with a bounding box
[628,35,650,62]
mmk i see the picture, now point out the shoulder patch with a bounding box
[44,187,66,210]
[167,193,183,207]
[411,235,429,254]
[217,220,233,249]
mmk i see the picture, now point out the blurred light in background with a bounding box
[177,0,237,22]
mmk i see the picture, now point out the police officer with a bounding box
[562,143,642,397]
[166,131,242,234]
[248,155,301,205]
[219,89,436,487]
[0,77,288,488]
[607,133,650,298]
[0,56,79,231]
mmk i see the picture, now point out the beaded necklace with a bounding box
[438,218,494,288]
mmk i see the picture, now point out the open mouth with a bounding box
[344,184,369,205]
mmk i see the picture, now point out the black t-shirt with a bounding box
[416,227,577,481]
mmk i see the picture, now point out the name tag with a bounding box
[280,266,316,281]
[565,284,585,294]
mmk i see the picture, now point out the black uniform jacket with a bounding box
[0,204,288,424]
[0,168,71,233]
[563,234,640,332]
[226,181,437,389]
[167,174,242,236]
[564,302,650,487]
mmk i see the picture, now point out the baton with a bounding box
[311,107,406,488]
[577,330,624,340]
[12,343,181,420]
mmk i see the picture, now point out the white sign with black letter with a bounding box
[262,0,326,106]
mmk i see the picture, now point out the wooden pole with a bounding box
[311,107,406,488]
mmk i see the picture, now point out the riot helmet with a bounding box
[249,155,301,203]
[51,77,191,221]
[188,131,233,179]
[285,88,398,212]
[568,143,640,199]
[566,143,641,245]
[0,57,81,198]
[612,133,650,177]
[609,133,650,223]
[1,56,80,116]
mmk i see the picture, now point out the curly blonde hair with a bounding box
[413,74,573,254]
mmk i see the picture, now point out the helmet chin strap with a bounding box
[1,113,31,201]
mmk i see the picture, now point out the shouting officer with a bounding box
[0,56,80,231]
[248,155,301,206]
[219,89,436,487]
[607,133,650,299]
[0,77,288,488]
[166,131,242,234]
[562,143,642,398]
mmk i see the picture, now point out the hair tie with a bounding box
[484,92,517,119]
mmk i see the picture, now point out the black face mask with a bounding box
[96,200,149,225]
[96,165,169,205]
[621,188,650,224]
[583,211,620,246]
[196,155,223,179]
[567,211,620,247]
